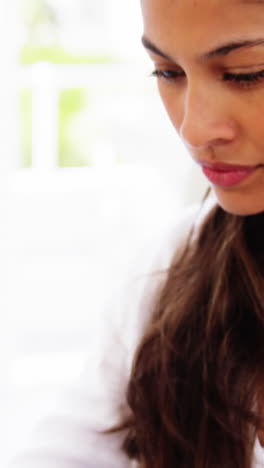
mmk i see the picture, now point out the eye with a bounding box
[151,69,184,81]
[223,70,264,89]
[151,68,264,89]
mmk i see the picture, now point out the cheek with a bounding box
[237,92,264,143]
[247,107,264,144]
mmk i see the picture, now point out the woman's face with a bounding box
[141,0,264,215]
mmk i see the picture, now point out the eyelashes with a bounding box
[151,69,264,89]
[223,70,264,87]
[151,69,183,81]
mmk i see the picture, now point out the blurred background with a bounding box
[1,0,208,465]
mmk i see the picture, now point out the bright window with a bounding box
[3,1,207,465]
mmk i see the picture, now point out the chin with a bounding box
[212,187,264,217]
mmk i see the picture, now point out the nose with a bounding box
[179,83,238,151]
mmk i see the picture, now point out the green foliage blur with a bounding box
[20,45,114,66]
[58,88,90,168]
[21,87,95,168]
[20,0,116,168]
[20,49,115,168]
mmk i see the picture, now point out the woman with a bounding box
[119,1,264,466]
[10,0,264,467]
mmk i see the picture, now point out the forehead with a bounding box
[141,0,264,55]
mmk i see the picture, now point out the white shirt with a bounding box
[8,196,264,467]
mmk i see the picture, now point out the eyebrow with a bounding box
[141,36,264,63]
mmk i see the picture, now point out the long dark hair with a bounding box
[115,199,264,467]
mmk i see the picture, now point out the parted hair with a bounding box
[115,196,264,467]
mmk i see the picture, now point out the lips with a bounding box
[200,161,261,172]
[198,161,262,187]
